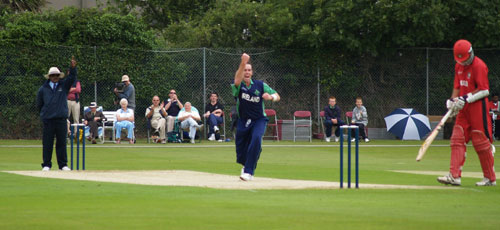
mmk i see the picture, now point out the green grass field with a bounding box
[1,139,499,230]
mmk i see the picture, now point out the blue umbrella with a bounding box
[384,108,431,140]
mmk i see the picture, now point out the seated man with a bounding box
[146,95,167,143]
[351,97,369,142]
[115,98,134,144]
[164,89,183,141]
[323,96,345,142]
[204,92,224,141]
[177,102,202,144]
[84,102,106,144]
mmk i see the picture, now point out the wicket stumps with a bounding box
[70,124,86,170]
[339,125,359,189]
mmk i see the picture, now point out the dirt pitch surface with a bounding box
[3,170,458,190]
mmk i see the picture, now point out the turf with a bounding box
[0,139,499,230]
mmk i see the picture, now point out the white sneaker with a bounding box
[240,173,253,181]
[241,167,245,175]
[325,137,331,142]
[217,139,223,142]
[208,134,216,141]
[437,173,461,186]
[190,139,195,144]
[335,137,339,142]
[214,126,219,133]
[61,166,71,171]
[364,138,370,143]
[351,138,355,142]
[42,166,50,171]
[476,178,497,186]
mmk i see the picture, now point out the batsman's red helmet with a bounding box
[453,39,472,63]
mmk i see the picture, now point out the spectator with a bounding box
[84,102,106,144]
[67,79,81,124]
[323,96,345,142]
[36,57,77,171]
[350,97,369,142]
[164,89,183,140]
[114,75,136,110]
[489,94,500,140]
[115,98,134,144]
[146,95,167,144]
[177,102,201,144]
[204,92,225,141]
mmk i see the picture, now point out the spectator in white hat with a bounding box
[84,102,106,144]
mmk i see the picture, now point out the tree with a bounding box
[0,7,157,49]
[109,0,216,28]
[0,0,47,13]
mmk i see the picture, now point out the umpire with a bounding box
[37,57,77,171]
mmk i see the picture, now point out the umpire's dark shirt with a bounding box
[37,67,77,120]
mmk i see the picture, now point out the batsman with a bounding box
[437,39,496,186]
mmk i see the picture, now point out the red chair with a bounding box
[293,110,312,142]
[264,109,279,141]
[345,111,353,123]
[320,111,326,141]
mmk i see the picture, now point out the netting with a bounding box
[1,45,499,139]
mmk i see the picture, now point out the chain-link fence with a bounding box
[1,45,500,139]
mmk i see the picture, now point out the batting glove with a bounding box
[453,96,467,110]
[446,99,455,110]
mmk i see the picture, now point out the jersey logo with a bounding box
[467,72,471,79]
[458,71,463,75]
[254,89,260,96]
[460,80,468,87]
[241,92,260,103]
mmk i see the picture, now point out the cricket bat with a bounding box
[416,109,453,162]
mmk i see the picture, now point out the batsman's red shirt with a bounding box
[453,56,492,142]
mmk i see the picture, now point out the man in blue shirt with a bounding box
[232,53,281,181]
[36,57,77,171]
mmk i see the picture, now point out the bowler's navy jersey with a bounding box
[232,79,276,120]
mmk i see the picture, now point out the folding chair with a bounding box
[147,116,166,144]
[264,109,279,141]
[205,111,226,141]
[147,117,153,143]
[320,111,326,141]
[293,110,312,142]
[83,106,104,142]
[102,111,117,143]
[345,111,353,123]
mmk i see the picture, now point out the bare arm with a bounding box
[451,89,460,98]
[234,53,250,87]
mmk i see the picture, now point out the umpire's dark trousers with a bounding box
[41,118,68,169]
